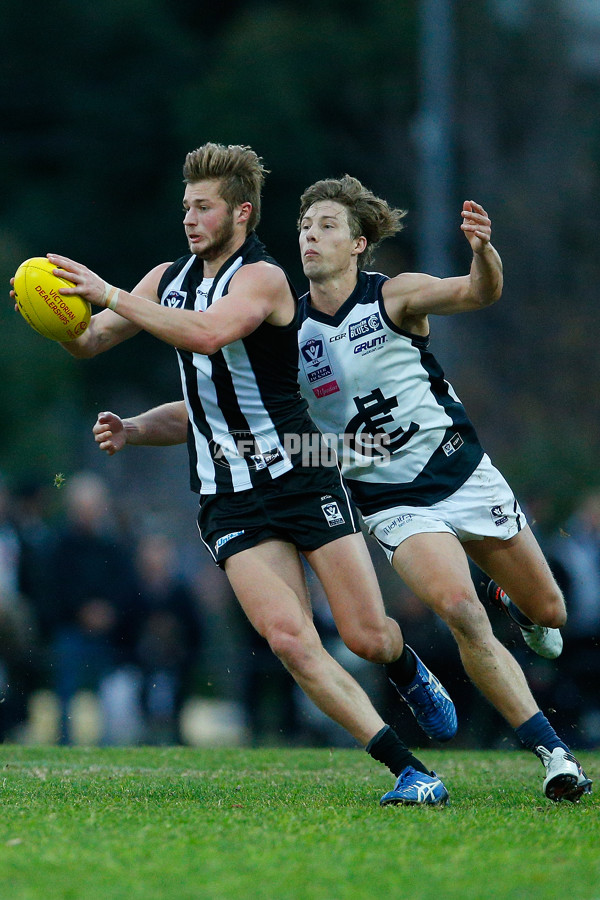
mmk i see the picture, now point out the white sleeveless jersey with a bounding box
[297,271,484,515]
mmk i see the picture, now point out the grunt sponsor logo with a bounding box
[349,313,383,341]
[353,335,387,355]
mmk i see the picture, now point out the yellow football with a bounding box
[13,256,91,342]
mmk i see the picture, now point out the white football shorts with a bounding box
[363,454,527,563]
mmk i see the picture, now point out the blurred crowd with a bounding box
[0,469,599,750]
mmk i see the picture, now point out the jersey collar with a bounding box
[303,271,371,326]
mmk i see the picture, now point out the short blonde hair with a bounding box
[183,143,269,232]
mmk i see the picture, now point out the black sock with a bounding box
[385,644,417,688]
[515,711,569,755]
[365,725,430,776]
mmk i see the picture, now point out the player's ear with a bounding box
[352,235,367,257]
[237,202,252,225]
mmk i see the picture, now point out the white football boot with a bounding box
[537,746,593,803]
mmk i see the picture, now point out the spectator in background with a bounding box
[548,490,600,747]
[0,474,40,740]
[123,531,203,744]
[47,470,139,744]
[14,479,57,646]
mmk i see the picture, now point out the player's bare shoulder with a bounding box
[382,271,439,329]
[133,262,173,302]
[231,260,295,326]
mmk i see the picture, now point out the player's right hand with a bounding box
[93,411,126,455]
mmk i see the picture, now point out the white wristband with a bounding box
[103,283,120,311]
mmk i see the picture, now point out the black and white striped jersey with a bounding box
[158,233,316,495]
[297,270,485,515]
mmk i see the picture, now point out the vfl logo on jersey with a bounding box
[490,505,509,527]
[300,335,333,384]
[442,433,464,456]
[321,501,345,527]
[300,336,325,366]
[349,313,383,341]
[164,290,186,309]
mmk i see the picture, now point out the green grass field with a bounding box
[0,746,598,900]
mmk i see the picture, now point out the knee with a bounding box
[435,591,491,640]
[264,620,319,674]
[340,620,398,664]
[535,588,567,628]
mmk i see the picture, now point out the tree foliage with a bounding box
[2,0,599,523]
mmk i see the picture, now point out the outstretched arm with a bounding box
[60,264,168,358]
[93,401,189,456]
[383,201,503,328]
[459,200,503,306]
[47,253,294,356]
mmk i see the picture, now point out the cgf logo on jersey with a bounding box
[164,290,186,309]
[349,313,383,341]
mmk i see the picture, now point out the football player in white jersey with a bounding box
[85,170,591,803]
[13,145,456,807]
[294,175,591,803]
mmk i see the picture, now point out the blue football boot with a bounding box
[380,766,449,807]
[390,646,457,742]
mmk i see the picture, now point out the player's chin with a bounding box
[188,239,206,256]
[302,259,324,278]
